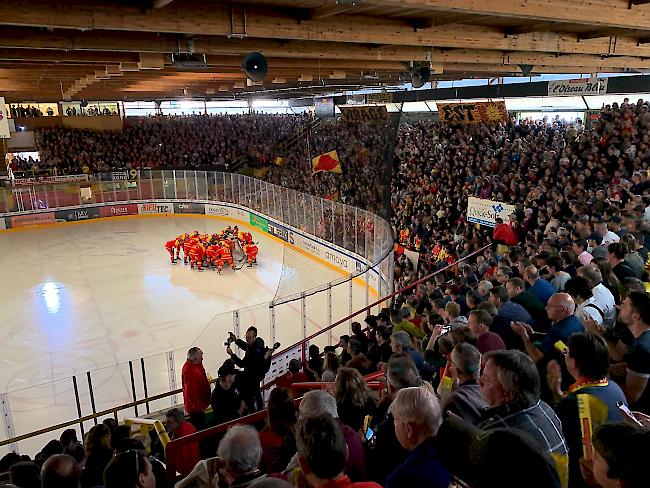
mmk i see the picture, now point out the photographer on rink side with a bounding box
[226,326,278,412]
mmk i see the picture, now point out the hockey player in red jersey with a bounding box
[188,242,206,270]
[164,239,178,263]
[214,241,235,273]
[243,242,259,267]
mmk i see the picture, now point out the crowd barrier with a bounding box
[0,171,393,456]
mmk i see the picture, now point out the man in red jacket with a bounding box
[165,407,200,478]
[181,347,211,430]
[492,217,518,248]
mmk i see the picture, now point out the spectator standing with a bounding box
[385,386,450,488]
[390,308,425,340]
[210,360,246,426]
[488,286,532,349]
[577,266,617,328]
[182,346,211,429]
[227,327,270,412]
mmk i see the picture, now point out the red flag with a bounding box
[312,150,342,174]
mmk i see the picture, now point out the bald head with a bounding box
[41,454,81,488]
[546,293,575,322]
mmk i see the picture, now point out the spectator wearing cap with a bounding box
[586,232,608,260]
[211,360,245,425]
[547,255,572,293]
[572,239,593,267]
[443,343,488,424]
[390,308,425,340]
[524,265,556,305]
[506,277,549,331]
[295,415,382,488]
[546,332,626,488]
[488,286,532,350]
[607,242,636,281]
[391,331,424,371]
[576,266,617,329]
[467,309,506,354]
[385,386,450,488]
[478,350,568,486]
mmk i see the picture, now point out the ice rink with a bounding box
[0,215,373,454]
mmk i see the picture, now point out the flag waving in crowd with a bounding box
[312,150,342,174]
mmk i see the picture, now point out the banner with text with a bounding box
[137,202,174,214]
[13,175,89,186]
[99,204,138,217]
[55,207,101,222]
[437,101,509,125]
[339,105,389,123]
[11,212,56,228]
[547,78,608,97]
[173,202,204,214]
[250,214,269,233]
[467,197,516,227]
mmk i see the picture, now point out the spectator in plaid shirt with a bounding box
[478,349,569,487]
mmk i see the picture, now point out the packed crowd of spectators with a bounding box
[3,98,650,487]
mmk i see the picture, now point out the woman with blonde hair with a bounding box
[333,367,376,431]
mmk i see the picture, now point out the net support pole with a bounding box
[166,351,179,406]
[327,284,333,346]
[0,393,17,454]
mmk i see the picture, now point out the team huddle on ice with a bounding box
[164,226,259,273]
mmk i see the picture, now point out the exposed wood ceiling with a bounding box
[1,0,650,102]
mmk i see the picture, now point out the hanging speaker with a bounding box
[411,66,430,89]
[242,52,268,82]
[80,99,89,108]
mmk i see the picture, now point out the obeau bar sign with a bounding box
[547,78,608,97]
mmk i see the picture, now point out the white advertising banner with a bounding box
[204,204,230,217]
[0,97,10,139]
[137,202,174,214]
[547,78,608,97]
[467,197,516,228]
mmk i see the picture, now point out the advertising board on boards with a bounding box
[267,222,289,242]
[250,214,268,233]
[11,212,56,228]
[99,204,138,217]
[205,204,229,216]
[55,207,101,222]
[173,202,204,214]
[137,202,174,214]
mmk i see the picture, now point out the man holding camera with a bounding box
[226,326,276,412]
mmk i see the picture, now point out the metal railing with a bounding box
[0,244,488,458]
[0,170,393,456]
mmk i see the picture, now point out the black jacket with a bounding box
[231,337,268,381]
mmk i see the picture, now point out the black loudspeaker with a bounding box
[411,66,430,88]
[80,99,89,108]
[242,52,268,82]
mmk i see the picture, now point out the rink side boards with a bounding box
[0,200,387,297]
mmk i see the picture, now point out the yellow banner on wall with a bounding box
[437,101,509,125]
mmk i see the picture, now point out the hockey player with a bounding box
[205,243,221,269]
[214,241,236,273]
[243,241,259,267]
[188,241,206,270]
[164,239,178,263]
